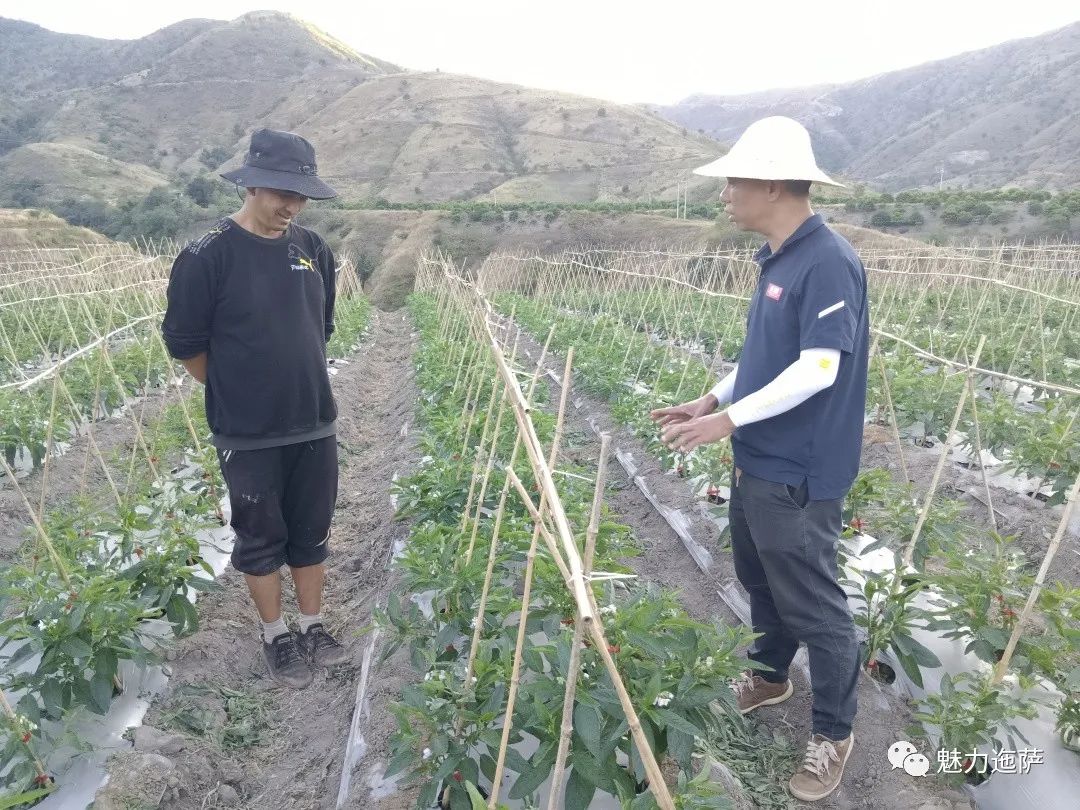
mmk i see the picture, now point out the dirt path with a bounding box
[504,321,974,810]
[100,309,421,810]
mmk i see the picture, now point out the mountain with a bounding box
[653,21,1080,190]
[0,11,722,206]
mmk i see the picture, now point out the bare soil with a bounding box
[101,310,422,810]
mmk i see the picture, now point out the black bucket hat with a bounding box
[220,128,337,200]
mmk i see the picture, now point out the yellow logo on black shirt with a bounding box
[288,243,317,273]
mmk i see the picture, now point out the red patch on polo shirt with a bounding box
[766,283,783,301]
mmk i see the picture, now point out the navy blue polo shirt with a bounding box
[731,214,869,501]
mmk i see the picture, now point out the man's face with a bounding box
[250,187,308,232]
[720,177,772,232]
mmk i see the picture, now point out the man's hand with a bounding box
[650,394,718,428]
[661,411,736,453]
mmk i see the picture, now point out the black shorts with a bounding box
[217,436,339,576]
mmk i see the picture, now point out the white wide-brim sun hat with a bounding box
[693,115,844,187]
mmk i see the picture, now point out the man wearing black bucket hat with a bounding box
[162,129,348,689]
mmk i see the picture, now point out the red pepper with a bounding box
[20,732,31,743]
[34,774,50,786]
[608,644,620,654]
[452,771,462,782]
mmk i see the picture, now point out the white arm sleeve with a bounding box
[726,348,841,427]
[708,365,738,406]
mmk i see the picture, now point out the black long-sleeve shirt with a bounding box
[162,217,337,450]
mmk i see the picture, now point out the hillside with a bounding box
[655,21,1080,191]
[0,208,110,248]
[0,143,169,207]
[0,12,722,208]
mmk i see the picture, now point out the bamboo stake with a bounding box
[965,373,997,530]
[992,467,1080,684]
[488,349,574,809]
[463,336,521,562]
[548,433,610,810]
[874,346,911,484]
[903,335,986,569]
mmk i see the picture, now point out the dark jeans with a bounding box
[217,436,339,576]
[729,468,859,740]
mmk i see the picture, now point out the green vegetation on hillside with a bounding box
[822,188,1080,241]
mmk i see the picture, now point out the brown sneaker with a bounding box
[730,670,793,714]
[788,734,854,802]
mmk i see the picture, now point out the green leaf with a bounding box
[977,626,1010,649]
[893,647,925,689]
[384,748,414,779]
[906,635,942,668]
[564,767,596,810]
[1065,665,1080,690]
[16,694,40,726]
[60,636,92,660]
[480,682,505,716]
[508,756,551,800]
[464,782,487,810]
[479,754,497,782]
[7,642,37,669]
[0,787,55,809]
[178,596,200,635]
[940,672,954,698]
[969,639,1000,665]
[41,679,63,719]
[654,708,704,738]
[667,726,694,771]
[89,673,113,715]
[417,778,440,808]
[675,684,726,708]
[94,649,119,683]
[573,704,602,757]
[388,592,402,625]
[165,595,185,629]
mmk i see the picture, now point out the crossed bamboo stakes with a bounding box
[421,245,1080,805]
[423,266,677,809]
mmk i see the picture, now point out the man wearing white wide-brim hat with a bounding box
[652,116,868,802]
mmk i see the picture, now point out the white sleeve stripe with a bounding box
[818,300,845,319]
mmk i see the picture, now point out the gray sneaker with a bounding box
[296,623,349,668]
[262,632,313,688]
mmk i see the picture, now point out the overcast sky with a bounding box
[5,1,1079,104]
